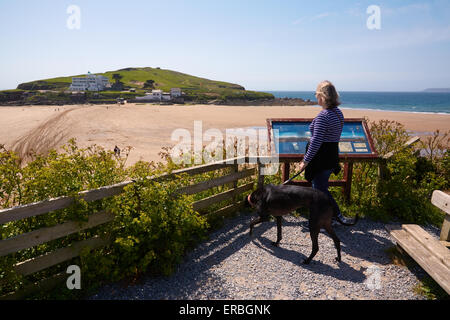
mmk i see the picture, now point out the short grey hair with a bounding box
[316,80,341,109]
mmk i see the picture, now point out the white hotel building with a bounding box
[69,73,110,91]
[135,88,183,101]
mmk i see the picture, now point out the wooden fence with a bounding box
[0,156,263,300]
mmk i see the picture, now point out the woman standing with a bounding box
[298,80,345,222]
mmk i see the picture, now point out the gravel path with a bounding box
[90,212,441,300]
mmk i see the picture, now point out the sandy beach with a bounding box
[0,103,449,165]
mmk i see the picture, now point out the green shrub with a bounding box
[107,175,208,278]
[0,145,22,208]
[0,140,210,298]
[346,120,448,225]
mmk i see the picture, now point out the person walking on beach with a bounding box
[114,145,121,157]
[297,80,346,223]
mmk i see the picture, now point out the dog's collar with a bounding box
[247,194,255,207]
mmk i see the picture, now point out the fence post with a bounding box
[257,158,265,189]
[378,159,389,181]
[230,160,239,204]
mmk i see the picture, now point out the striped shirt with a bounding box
[304,107,344,163]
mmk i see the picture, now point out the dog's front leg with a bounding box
[249,217,263,236]
[272,216,282,247]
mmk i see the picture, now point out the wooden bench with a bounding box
[385,190,450,295]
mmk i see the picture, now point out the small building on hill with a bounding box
[151,90,162,100]
[170,88,182,97]
[135,88,184,102]
[69,72,110,91]
[162,92,171,101]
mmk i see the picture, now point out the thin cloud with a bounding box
[313,12,332,20]
[293,12,334,25]
[292,17,304,25]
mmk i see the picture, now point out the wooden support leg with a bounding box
[378,159,389,181]
[440,214,450,242]
[343,162,353,203]
[431,190,450,241]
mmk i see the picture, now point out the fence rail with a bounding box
[0,156,259,300]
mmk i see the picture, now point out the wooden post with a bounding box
[230,161,239,204]
[257,158,265,189]
[440,215,450,242]
[431,190,450,241]
[343,162,353,203]
[378,159,389,181]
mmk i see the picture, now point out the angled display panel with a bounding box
[267,118,378,160]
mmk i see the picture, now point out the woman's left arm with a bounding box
[303,113,328,164]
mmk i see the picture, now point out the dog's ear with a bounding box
[252,186,265,200]
[244,193,251,208]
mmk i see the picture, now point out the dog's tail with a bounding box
[334,208,359,226]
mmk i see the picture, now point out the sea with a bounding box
[264,91,450,115]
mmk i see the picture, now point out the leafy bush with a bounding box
[0,140,210,298]
[77,171,209,292]
[346,120,448,225]
[219,90,274,101]
[0,145,22,208]
[108,174,208,277]
[0,140,130,295]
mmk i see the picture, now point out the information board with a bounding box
[267,118,378,160]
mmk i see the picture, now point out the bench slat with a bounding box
[402,224,450,269]
[389,228,450,295]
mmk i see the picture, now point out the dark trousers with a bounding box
[311,169,342,220]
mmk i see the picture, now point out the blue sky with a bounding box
[0,0,449,91]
